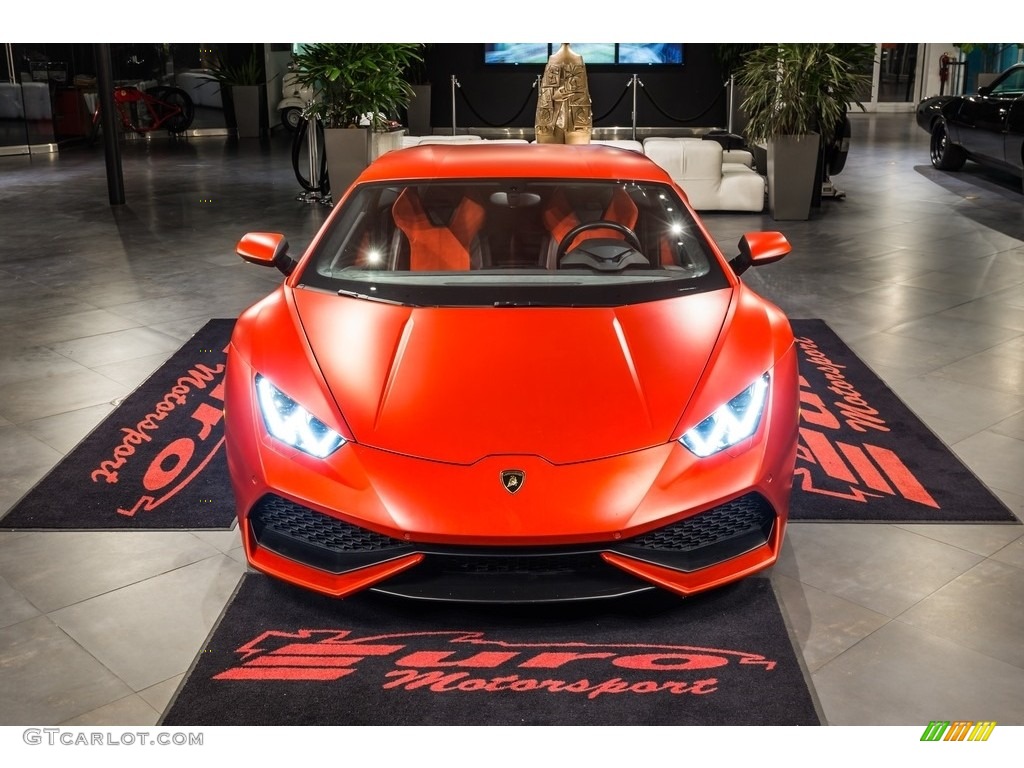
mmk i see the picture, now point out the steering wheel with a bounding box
[555,220,643,264]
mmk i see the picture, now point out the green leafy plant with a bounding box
[715,44,759,77]
[955,43,1024,76]
[209,49,265,87]
[291,43,423,130]
[736,44,875,145]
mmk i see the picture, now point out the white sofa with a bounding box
[396,134,765,213]
[642,137,765,212]
[402,135,532,148]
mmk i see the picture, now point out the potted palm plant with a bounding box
[209,46,267,139]
[291,43,423,193]
[736,44,874,220]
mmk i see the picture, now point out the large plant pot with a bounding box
[407,84,431,136]
[225,84,266,139]
[323,127,406,196]
[767,133,820,221]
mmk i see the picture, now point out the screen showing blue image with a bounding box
[483,44,550,65]
[620,44,684,65]
[483,44,684,66]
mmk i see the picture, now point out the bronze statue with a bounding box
[535,43,592,144]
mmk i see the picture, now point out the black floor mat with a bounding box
[789,320,1018,523]
[161,573,820,726]
[1,320,235,530]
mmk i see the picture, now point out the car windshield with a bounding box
[990,67,1024,96]
[297,179,729,307]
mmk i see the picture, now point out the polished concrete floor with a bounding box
[0,114,1022,726]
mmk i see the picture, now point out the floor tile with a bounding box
[0,615,133,725]
[951,431,1024,499]
[774,523,983,617]
[13,309,143,347]
[812,621,1024,725]
[931,346,1024,396]
[138,674,185,715]
[20,402,116,455]
[59,693,161,726]
[771,573,890,673]
[885,314,1021,353]
[0,345,86,388]
[47,326,184,369]
[49,555,244,692]
[899,559,1024,669]
[893,523,1024,558]
[0,368,127,424]
[0,574,41,630]
[190,524,241,554]
[92,351,175,389]
[0,532,222,613]
[992,536,1024,571]
[886,375,1024,443]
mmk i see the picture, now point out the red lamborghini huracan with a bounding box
[225,143,798,602]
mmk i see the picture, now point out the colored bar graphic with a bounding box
[919,720,996,742]
[968,721,996,741]
[945,721,973,741]
[921,721,950,741]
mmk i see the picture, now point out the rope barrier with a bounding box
[444,75,726,130]
[455,78,538,128]
[592,80,633,122]
[639,81,726,124]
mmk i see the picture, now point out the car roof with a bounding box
[356,143,675,184]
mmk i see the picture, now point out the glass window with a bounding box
[991,66,1024,95]
[298,179,728,308]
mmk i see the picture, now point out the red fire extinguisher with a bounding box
[939,53,952,94]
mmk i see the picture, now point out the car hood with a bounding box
[292,287,733,464]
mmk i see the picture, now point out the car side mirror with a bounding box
[236,232,297,276]
[977,85,992,96]
[729,232,791,276]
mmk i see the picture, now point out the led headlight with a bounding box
[680,373,770,458]
[255,374,345,458]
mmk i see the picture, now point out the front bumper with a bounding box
[244,491,779,602]
[225,346,799,602]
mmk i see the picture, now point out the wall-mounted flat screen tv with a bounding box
[483,44,684,66]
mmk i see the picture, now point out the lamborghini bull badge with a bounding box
[501,470,525,494]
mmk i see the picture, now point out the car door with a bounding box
[957,66,1024,165]
[1008,99,1024,173]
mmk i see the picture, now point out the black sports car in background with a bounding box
[916,63,1024,191]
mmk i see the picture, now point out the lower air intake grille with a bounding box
[250,495,404,552]
[614,492,776,571]
[248,495,413,574]
[628,493,775,552]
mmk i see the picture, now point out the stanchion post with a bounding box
[307,111,320,196]
[727,75,736,134]
[450,75,460,135]
[630,74,643,140]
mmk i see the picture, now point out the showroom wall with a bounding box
[421,44,729,132]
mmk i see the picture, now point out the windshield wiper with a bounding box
[337,288,408,305]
